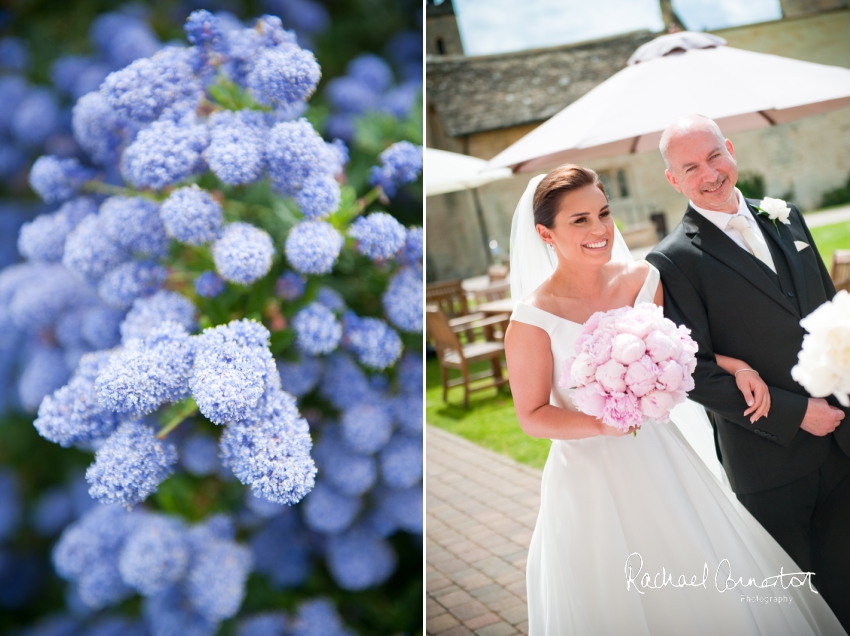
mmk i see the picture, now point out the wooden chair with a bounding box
[426,306,509,407]
[831,250,850,293]
[426,279,485,341]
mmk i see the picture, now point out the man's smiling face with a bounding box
[664,125,740,214]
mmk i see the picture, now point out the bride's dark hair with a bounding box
[533,164,607,229]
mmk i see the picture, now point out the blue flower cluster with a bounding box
[324,51,422,142]
[369,140,424,197]
[54,505,253,632]
[0,4,423,633]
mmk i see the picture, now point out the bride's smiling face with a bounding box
[536,184,613,264]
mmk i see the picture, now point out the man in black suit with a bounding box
[647,115,850,627]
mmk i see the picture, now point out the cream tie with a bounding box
[727,215,775,273]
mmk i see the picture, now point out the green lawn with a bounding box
[425,357,551,469]
[809,220,850,271]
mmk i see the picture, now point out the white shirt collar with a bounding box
[689,188,752,233]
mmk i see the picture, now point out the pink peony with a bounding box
[681,374,695,393]
[573,382,607,418]
[640,390,675,421]
[559,357,576,389]
[645,329,682,363]
[596,359,627,393]
[656,360,684,392]
[570,352,597,386]
[611,333,646,365]
[581,311,603,335]
[679,325,698,355]
[603,391,643,431]
[615,302,661,339]
[574,333,591,355]
[596,311,625,336]
[624,355,659,397]
[581,331,613,366]
[669,389,688,406]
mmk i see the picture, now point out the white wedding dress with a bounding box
[512,264,845,636]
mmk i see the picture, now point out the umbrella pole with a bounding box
[470,188,493,265]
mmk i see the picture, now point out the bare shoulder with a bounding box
[505,316,550,355]
[607,260,648,288]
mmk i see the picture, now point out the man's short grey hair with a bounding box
[659,115,726,170]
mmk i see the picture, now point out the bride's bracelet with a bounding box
[734,368,759,377]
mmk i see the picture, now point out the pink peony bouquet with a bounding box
[558,303,698,432]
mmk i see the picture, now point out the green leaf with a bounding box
[270,328,296,355]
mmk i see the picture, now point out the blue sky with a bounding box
[451,0,782,56]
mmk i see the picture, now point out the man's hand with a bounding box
[800,398,845,436]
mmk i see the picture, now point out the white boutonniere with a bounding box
[754,197,791,236]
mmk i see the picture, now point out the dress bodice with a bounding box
[509,263,660,411]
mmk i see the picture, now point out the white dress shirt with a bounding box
[689,188,776,272]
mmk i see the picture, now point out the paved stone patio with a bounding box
[426,425,543,636]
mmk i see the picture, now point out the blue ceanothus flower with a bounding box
[247,43,321,107]
[180,433,221,476]
[212,222,275,284]
[194,271,225,298]
[53,505,140,609]
[294,173,341,219]
[184,9,224,49]
[397,226,423,266]
[86,420,179,506]
[343,314,402,370]
[186,531,254,622]
[292,303,342,355]
[101,47,201,124]
[325,524,397,591]
[17,197,97,263]
[160,184,223,245]
[119,514,190,595]
[18,346,70,412]
[383,267,423,333]
[97,261,166,310]
[301,482,360,534]
[100,196,169,258]
[63,214,128,281]
[236,613,290,636]
[219,384,317,504]
[379,432,423,489]
[341,402,393,454]
[96,321,195,416]
[189,319,277,424]
[276,355,321,397]
[205,110,267,186]
[275,271,305,300]
[72,91,133,166]
[121,116,209,190]
[120,290,196,343]
[35,351,122,448]
[250,508,312,589]
[292,598,356,636]
[348,212,407,260]
[313,426,376,496]
[369,141,423,197]
[285,220,343,274]
[29,156,96,204]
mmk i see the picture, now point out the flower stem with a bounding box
[82,181,145,198]
[356,186,383,213]
[158,397,198,439]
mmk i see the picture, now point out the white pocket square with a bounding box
[794,241,810,252]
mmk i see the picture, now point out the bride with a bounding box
[503,164,844,635]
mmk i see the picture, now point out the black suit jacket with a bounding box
[647,198,850,494]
